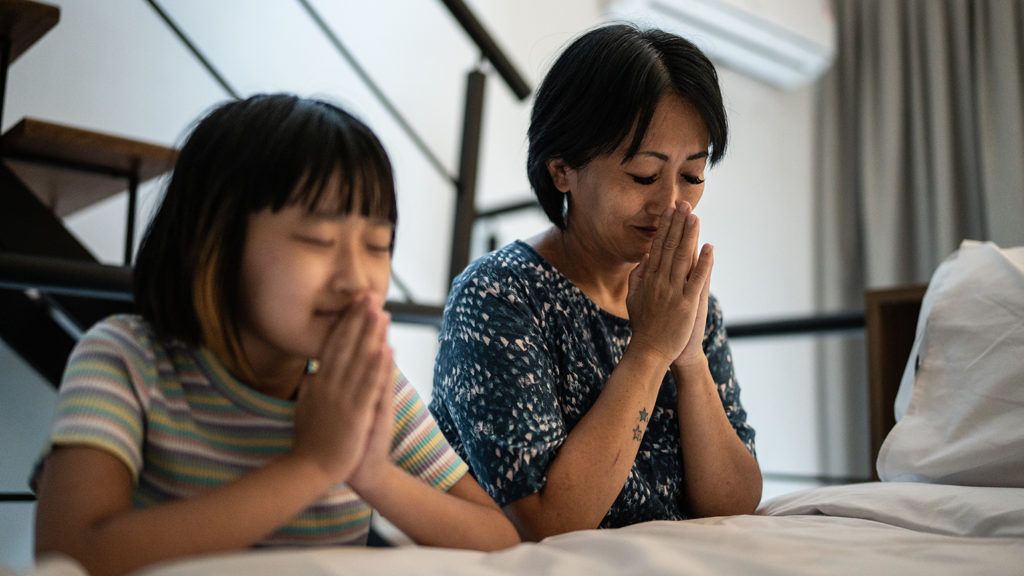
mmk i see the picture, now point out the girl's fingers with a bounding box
[316,295,389,408]
[317,295,372,380]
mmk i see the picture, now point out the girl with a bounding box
[33,94,519,576]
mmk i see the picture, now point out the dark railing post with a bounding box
[0,36,10,129]
[124,171,139,265]
[449,69,486,286]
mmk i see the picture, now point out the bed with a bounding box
[31,240,1024,575]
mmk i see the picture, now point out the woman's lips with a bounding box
[635,226,658,240]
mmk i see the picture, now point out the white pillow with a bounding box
[877,240,1024,487]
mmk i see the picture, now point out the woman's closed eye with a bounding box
[631,174,658,186]
[630,173,705,186]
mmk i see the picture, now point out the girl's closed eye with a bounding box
[294,234,335,247]
[366,241,392,254]
[364,228,394,255]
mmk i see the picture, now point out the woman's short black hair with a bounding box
[133,93,396,371]
[527,23,728,229]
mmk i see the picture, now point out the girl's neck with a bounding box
[245,363,305,401]
[529,227,633,318]
[228,338,306,401]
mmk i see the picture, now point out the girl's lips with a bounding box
[314,304,354,318]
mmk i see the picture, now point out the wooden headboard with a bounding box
[865,284,928,479]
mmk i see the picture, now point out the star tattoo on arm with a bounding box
[632,407,650,441]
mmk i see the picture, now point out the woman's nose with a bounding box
[648,180,682,214]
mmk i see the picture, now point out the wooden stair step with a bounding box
[1,117,178,216]
[0,0,59,65]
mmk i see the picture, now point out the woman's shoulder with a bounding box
[456,240,547,280]
[449,240,559,298]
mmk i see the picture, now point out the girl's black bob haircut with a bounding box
[133,93,396,366]
[527,23,728,229]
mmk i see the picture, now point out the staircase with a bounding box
[0,0,178,387]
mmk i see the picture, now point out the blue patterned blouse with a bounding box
[429,240,756,527]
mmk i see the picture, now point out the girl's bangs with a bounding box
[285,133,396,223]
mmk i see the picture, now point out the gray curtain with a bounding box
[812,0,1024,478]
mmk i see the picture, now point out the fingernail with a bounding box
[687,213,697,226]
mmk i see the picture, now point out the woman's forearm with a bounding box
[504,345,670,540]
[672,361,763,517]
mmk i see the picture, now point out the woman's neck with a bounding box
[528,227,634,318]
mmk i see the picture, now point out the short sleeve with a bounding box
[47,318,149,480]
[389,367,468,491]
[703,295,757,457]
[432,268,567,506]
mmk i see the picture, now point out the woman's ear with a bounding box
[546,158,573,193]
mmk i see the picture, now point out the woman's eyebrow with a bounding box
[628,150,710,162]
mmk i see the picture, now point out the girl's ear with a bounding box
[546,158,573,193]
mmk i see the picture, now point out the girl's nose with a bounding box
[329,247,369,293]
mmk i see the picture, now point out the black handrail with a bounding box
[440,0,531,100]
[0,254,864,336]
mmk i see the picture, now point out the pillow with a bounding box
[876,240,1024,487]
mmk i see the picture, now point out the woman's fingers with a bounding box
[648,203,700,285]
[671,211,700,284]
[685,243,714,298]
[646,205,675,275]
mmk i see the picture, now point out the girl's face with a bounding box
[236,192,393,380]
[551,94,710,265]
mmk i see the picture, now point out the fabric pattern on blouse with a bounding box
[429,240,755,528]
[43,314,467,546]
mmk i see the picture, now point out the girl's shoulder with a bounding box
[78,314,169,356]
[73,314,199,377]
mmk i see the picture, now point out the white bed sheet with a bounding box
[116,482,1023,576]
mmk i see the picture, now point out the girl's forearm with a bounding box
[37,449,334,576]
[353,465,519,551]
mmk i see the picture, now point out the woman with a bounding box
[429,24,762,541]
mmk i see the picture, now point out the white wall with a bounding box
[0,0,850,570]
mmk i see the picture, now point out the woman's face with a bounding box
[551,94,710,265]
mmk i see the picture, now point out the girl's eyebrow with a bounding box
[303,210,392,228]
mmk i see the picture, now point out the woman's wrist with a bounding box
[670,354,711,389]
[623,338,676,372]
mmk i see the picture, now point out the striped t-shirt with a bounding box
[44,314,467,546]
